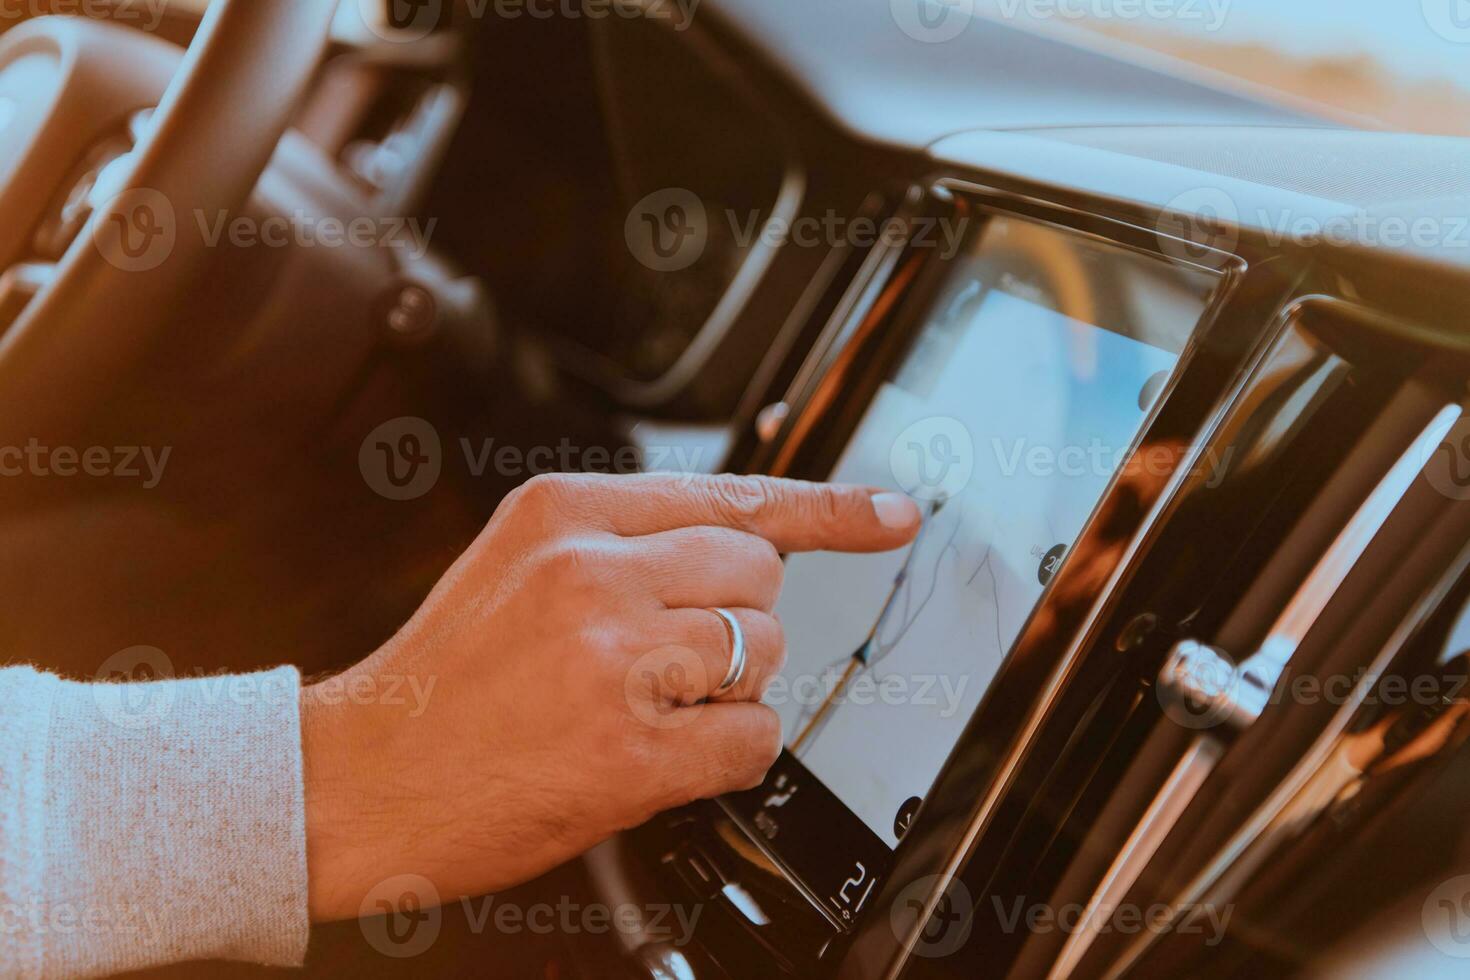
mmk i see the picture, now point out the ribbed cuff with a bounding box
[0,666,59,979]
[26,663,309,976]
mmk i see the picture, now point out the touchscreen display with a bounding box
[749,217,1217,894]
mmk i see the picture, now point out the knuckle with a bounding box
[762,614,788,674]
[809,482,847,526]
[742,708,783,785]
[697,525,774,565]
[508,472,594,522]
[514,472,566,507]
[686,524,736,556]
[708,476,775,527]
[540,537,619,592]
[712,714,778,786]
[716,737,758,785]
[544,538,594,577]
[501,474,559,527]
[645,750,699,812]
[750,537,785,588]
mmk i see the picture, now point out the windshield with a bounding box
[975,0,1470,136]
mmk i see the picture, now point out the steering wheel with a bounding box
[0,0,336,445]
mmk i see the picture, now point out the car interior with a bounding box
[7,0,1470,977]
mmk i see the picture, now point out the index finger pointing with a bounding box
[595,473,924,553]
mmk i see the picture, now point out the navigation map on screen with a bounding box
[769,286,1179,846]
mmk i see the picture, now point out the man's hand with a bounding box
[300,473,921,921]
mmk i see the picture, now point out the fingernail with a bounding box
[871,492,920,529]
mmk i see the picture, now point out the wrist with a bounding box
[300,677,369,922]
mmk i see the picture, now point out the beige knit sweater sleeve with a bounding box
[0,664,310,977]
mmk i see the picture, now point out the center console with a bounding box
[592,132,1470,978]
[725,207,1219,927]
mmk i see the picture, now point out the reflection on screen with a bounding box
[768,224,1205,846]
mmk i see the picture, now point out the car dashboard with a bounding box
[542,6,1470,978]
[9,4,1470,977]
[201,0,1470,974]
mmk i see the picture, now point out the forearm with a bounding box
[0,663,309,977]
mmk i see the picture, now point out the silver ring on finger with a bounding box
[708,607,748,696]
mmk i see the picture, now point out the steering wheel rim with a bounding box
[0,0,337,443]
